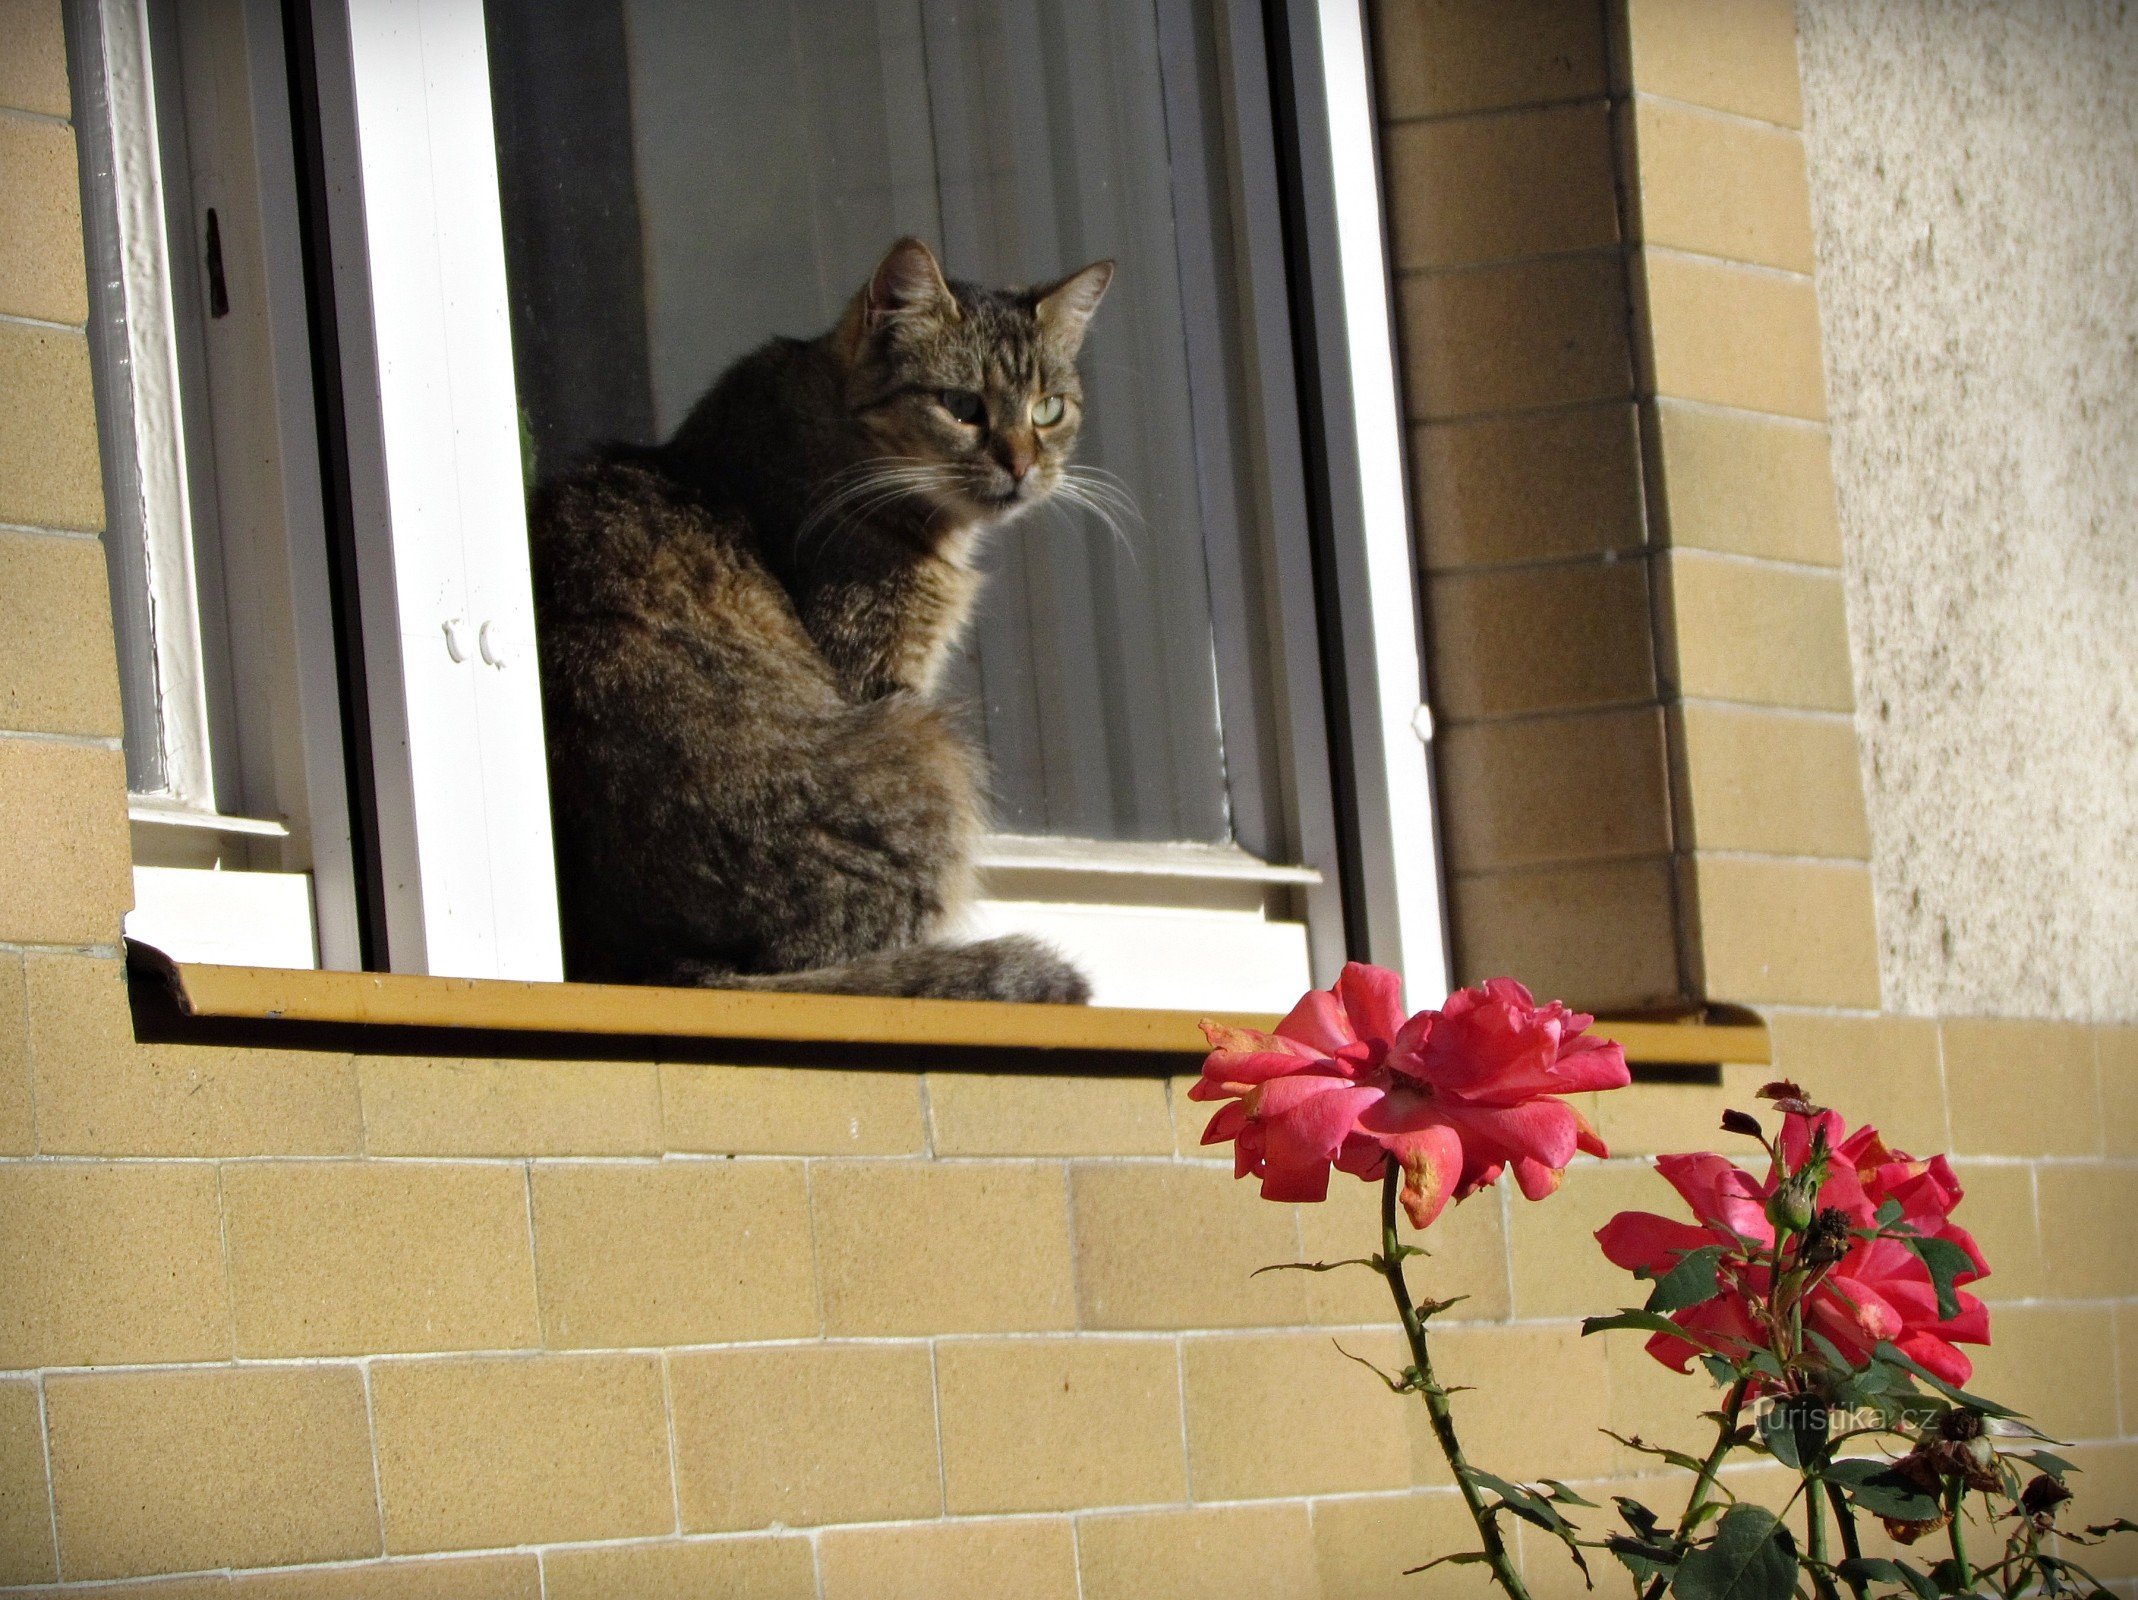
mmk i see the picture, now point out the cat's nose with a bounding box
[996,439,1036,484]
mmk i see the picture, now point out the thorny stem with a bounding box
[1806,1463,1835,1600]
[1825,1480,1868,1599]
[1378,1165,1535,1600]
[1640,1377,1753,1600]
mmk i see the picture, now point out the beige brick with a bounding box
[1171,1073,1215,1157]
[1763,1012,1946,1154]
[532,1159,816,1348]
[26,954,362,1156]
[0,741,127,942]
[1662,551,1854,711]
[1686,856,1881,1008]
[1651,400,1842,565]
[1385,103,1618,271]
[1638,252,1826,421]
[1965,1305,2116,1443]
[4,1580,230,1598]
[543,1538,816,1600]
[1414,404,1646,572]
[928,1071,1172,1156]
[2102,1026,2138,1158]
[231,1556,542,1600]
[1588,1064,1780,1160]
[1423,1324,1618,1482]
[1373,0,1608,121]
[0,322,102,530]
[223,1161,538,1358]
[360,1058,659,1155]
[1620,0,1803,127]
[1606,1324,1735,1467]
[2121,1305,2138,1437]
[1070,1161,1308,1329]
[371,1355,671,1553]
[0,1161,228,1366]
[937,1336,1185,1514]
[0,116,84,323]
[0,952,29,1154]
[0,1379,53,1585]
[810,1160,1074,1335]
[2037,1165,2138,1302]
[1441,707,1671,873]
[1942,1018,2102,1159]
[820,1520,1080,1600]
[669,1343,940,1531]
[1946,1162,2042,1303]
[1181,1330,1414,1499]
[1674,704,1869,859]
[1312,1490,1493,1600]
[1429,560,1656,721]
[1453,858,1684,1014]
[2061,1443,2138,1579]
[1294,1166,1511,1325]
[0,532,120,738]
[1080,1503,1320,1600]
[1506,1160,1661,1320]
[1627,98,1814,273]
[0,0,70,116]
[47,1366,377,1580]
[1400,253,1634,421]
[660,1062,923,1154]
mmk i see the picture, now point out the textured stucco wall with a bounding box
[1795,0,2138,1021]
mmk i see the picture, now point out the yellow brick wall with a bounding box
[0,0,2131,1593]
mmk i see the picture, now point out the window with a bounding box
[76,0,1448,1014]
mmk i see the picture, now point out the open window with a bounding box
[75,0,1448,1015]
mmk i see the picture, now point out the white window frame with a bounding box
[86,0,1449,1009]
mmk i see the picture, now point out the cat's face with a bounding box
[838,238,1112,535]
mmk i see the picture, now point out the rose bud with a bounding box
[1720,1108,1765,1138]
[2021,1474,2072,1524]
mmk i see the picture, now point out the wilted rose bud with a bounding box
[1801,1206,1851,1269]
[1936,1409,1986,1442]
[2021,1474,2072,1524]
[1883,1510,1952,1546]
[1757,1079,1820,1115]
[1721,1108,1764,1138]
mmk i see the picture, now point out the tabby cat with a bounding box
[528,237,1110,1001]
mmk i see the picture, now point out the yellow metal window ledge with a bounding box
[128,942,1768,1068]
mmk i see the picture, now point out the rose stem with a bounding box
[1640,1375,1752,1600]
[1378,1164,1534,1600]
[1825,1480,1868,1598]
[1945,1482,1974,1591]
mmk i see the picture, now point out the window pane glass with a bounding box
[488,0,1254,843]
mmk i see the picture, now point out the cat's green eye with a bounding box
[1031,394,1067,427]
[939,389,986,426]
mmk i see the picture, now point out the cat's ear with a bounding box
[865,237,958,325]
[1033,260,1114,357]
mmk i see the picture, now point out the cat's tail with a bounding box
[668,934,1090,1005]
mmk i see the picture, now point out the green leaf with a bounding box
[1873,1198,1904,1228]
[1403,1551,1493,1575]
[1872,1343,2020,1418]
[1900,1234,1975,1322]
[1701,1354,1739,1387]
[1583,1309,1695,1340]
[1645,1245,1727,1313]
[2014,1449,2079,1480]
[1757,1401,1831,1470]
[1671,1505,1799,1600]
[1606,1431,1716,1476]
[1611,1536,1680,1586]
[1615,1497,1663,1542]
[1543,1479,1600,1508]
[1823,1459,1941,1523]
[1253,1256,1379,1277]
[1835,1558,1938,1600]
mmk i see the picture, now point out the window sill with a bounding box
[126,942,1769,1070]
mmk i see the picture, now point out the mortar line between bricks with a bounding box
[0,727,122,749]
[0,521,102,542]
[34,1372,61,1583]
[0,308,83,333]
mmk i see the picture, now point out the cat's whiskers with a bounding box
[795,458,956,567]
[1044,466,1145,569]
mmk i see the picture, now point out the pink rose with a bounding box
[1194,968,1630,1227]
